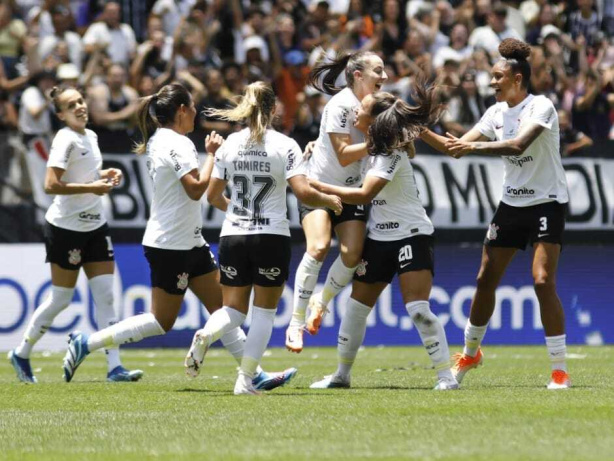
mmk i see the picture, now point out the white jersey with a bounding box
[307,87,364,187]
[476,94,569,207]
[45,127,106,232]
[213,128,305,237]
[142,128,205,250]
[365,150,434,241]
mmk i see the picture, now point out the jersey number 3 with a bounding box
[233,175,276,218]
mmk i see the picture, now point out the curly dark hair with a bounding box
[498,38,531,88]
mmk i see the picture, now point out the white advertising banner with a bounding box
[24,152,614,230]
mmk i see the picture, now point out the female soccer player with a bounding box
[286,51,388,353]
[62,83,298,391]
[420,39,571,389]
[8,86,142,383]
[183,81,342,395]
[307,90,458,390]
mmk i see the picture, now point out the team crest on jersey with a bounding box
[356,260,368,277]
[220,265,237,279]
[487,223,500,241]
[258,267,281,281]
[68,249,82,265]
[176,272,189,291]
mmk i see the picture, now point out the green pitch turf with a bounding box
[1,346,613,461]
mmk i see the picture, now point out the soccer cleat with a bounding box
[107,366,144,382]
[434,377,460,390]
[63,331,90,382]
[8,349,37,384]
[184,330,210,378]
[285,324,305,353]
[547,370,571,390]
[451,348,484,384]
[309,374,350,389]
[306,293,329,335]
[234,373,262,396]
[252,367,298,391]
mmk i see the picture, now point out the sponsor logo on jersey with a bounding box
[345,175,361,185]
[487,223,499,241]
[386,155,401,174]
[194,226,202,235]
[286,149,295,171]
[506,155,534,168]
[506,186,535,196]
[65,142,76,162]
[238,149,268,157]
[258,267,281,281]
[375,221,400,230]
[355,260,368,277]
[176,272,189,291]
[372,199,387,206]
[339,108,349,128]
[220,265,237,279]
[169,150,181,172]
[232,160,271,172]
[68,249,82,265]
[78,212,101,221]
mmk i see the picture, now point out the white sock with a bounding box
[545,334,567,372]
[406,301,453,380]
[87,313,165,351]
[463,321,488,357]
[201,306,246,346]
[220,327,263,375]
[320,256,357,306]
[89,274,121,372]
[240,306,276,379]
[292,253,322,325]
[336,297,371,380]
[15,286,74,358]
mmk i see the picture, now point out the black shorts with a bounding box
[353,234,435,284]
[218,234,291,287]
[44,222,114,270]
[485,201,566,250]
[298,201,368,227]
[144,244,218,295]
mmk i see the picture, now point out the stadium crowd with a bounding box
[0,0,613,205]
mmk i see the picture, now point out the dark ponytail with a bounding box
[134,83,191,155]
[308,51,379,95]
[367,82,442,156]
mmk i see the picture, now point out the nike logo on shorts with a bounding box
[400,262,412,269]
[537,233,549,238]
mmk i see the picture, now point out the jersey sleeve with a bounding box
[212,142,229,181]
[475,105,497,140]
[284,140,306,180]
[166,138,199,180]
[526,97,556,130]
[365,153,401,182]
[324,101,354,135]
[47,130,74,170]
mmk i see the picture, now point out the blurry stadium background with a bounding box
[1,0,614,351]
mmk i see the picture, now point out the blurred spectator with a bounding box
[0,87,17,199]
[433,23,472,69]
[573,69,613,140]
[379,0,408,60]
[222,61,246,97]
[150,0,195,37]
[291,85,324,149]
[469,2,522,56]
[38,5,83,70]
[441,70,488,136]
[565,0,601,48]
[274,50,310,133]
[87,63,139,150]
[0,0,26,78]
[299,0,331,52]
[18,69,55,143]
[196,67,237,137]
[526,3,558,45]
[82,1,136,67]
[558,108,593,156]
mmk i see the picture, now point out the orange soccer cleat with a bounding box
[451,348,484,384]
[306,294,328,336]
[547,369,571,390]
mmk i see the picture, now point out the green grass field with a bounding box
[1,346,613,461]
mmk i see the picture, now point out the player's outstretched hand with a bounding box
[303,141,316,161]
[444,132,472,158]
[105,168,123,186]
[205,131,225,155]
